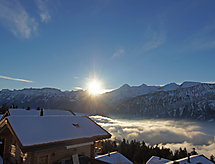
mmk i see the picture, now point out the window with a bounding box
[72,123,79,127]
[39,155,49,164]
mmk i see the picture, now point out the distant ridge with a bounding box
[0,81,215,121]
[102,81,201,103]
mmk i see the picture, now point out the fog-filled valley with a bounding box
[91,115,215,158]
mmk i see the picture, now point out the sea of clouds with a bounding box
[91,115,215,157]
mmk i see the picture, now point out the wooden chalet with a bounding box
[0,109,111,164]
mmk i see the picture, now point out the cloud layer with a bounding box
[0,0,52,38]
[91,115,215,157]
[0,0,37,38]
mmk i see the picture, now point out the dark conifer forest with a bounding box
[99,139,215,164]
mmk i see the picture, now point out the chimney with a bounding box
[187,153,191,163]
[40,108,44,116]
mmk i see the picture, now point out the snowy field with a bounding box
[91,115,215,158]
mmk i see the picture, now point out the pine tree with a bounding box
[210,155,215,163]
[191,148,198,155]
[0,104,8,114]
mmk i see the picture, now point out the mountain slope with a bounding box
[112,83,215,120]
[0,82,215,120]
[102,81,200,103]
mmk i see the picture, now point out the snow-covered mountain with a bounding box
[102,81,200,103]
[102,83,160,103]
[112,83,215,120]
[159,82,179,91]
[0,82,215,120]
[0,88,84,110]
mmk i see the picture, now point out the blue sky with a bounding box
[0,0,215,91]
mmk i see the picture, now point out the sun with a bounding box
[87,79,103,95]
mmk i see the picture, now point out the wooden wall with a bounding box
[1,125,96,164]
[26,143,94,164]
[2,141,95,164]
[0,129,27,164]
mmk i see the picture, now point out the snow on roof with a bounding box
[146,156,171,164]
[96,151,133,164]
[166,155,214,164]
[6,115,110,146]
[74,112,88,116]
[8,108,73,116]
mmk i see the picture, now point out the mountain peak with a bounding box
[180,81,201,88]
[160,83,179,91]
[140,83,147,87]
[120,84,130,89]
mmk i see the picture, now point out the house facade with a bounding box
[0,109,111,164]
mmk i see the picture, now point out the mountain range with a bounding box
[0,81,215,120]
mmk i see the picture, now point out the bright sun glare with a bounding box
[87,79,103,95]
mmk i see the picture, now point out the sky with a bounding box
[0,0,215,91]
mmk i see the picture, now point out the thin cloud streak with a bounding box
[142,26,166,52]
[204,81,215,84]
[0,75,33,83]
[74,86,83,90]
[102,88,115,93]
[112,48,125,58]
[73,76,79,79]
[182,24,215,51]
[74,87,114,93]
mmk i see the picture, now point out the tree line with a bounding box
[0,104,42,114]
[99,139,215,164]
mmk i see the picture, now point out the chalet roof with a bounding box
[146,156,171,164]
[146,155,213,164]
[0,115,111,149]
[166,155,214,164]
[96,151,133,164]
[8,108,74,116]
